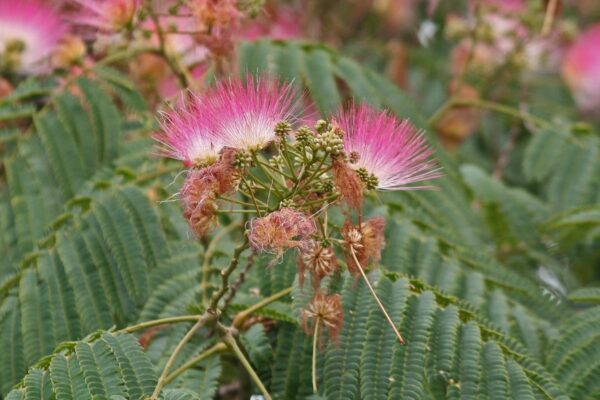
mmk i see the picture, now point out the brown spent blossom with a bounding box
[301,292,344,345]
[248,208,316,254]
[342,217,386,277]
[332,158,363,211]
[298,240,339,288]
[181,148,240,237]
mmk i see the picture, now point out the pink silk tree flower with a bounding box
[205,78,299,152]
[562,24,600,115]
[0,0,66,74]
[156,94,225,168]
[334,104,441,190]
[71,0,139,33]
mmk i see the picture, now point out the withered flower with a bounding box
[341,217,386,277]
[301,292,344,345]
[298,240,339,288]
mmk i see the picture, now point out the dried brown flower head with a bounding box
[180,148,240,237]
[341,217,386,276]
[301,292,344,345]
[298,240,339,288]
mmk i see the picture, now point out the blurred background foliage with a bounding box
[1,0,599,399]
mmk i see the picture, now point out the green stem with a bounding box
[216,209,258,214]
[312,318,320,394]
[121,315,200,333]
[452,98,550,128]
[150,315,212,399]
[240,176,263,215]
[428,97,550,129]
[292,156,328,197]
[94,45,156,67]
[218,323,273,400]
[233,286,292,329]
[134,164,181,184]
[300,194,340,209]
[255,159,295,181]
[164,342,227,384]
[218,196,260,208]
[426,97,456,127]
[280,140,297,182]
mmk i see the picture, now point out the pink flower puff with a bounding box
[562,24,600,115]
[157,77,299,166]
[0,0,67,74]
[157,93,225,168]
[334,104,442,190]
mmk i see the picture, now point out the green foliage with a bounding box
[1,40,599,400]
[5,331,198,400]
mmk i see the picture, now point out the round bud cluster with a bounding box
[314,177,334,194]
[314,129,344,156]
[269,155,284,169]
[274,121,292,138]
[314,119,332,133]
[233,151,253,169]
[279,198,295,208]
[295,126,314,146]
[356,167,379,190]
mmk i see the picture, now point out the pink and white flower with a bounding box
[157,94,225,167]
[562,24,600,115]
[334,104,441,190]
[0,0,66,74]
[157,77,298,166]
[206,78,299,151]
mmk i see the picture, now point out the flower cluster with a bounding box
[157,75,441,348]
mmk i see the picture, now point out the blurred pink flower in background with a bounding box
[189,0,242,54]
[241,6,302,41]
[70,0,140,34]
[133,9,210,99]
[0,0,66,74]
[562,24,600,115]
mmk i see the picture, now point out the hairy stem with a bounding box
[350,248,405,344]
[233,286,293,329]
[164,342,227,384]
[208,239,250,312]
[218,323,272,400]
[202,221,243,306]
[121,315,200,333]
[223,252,256,309]
[312,318,320,394]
